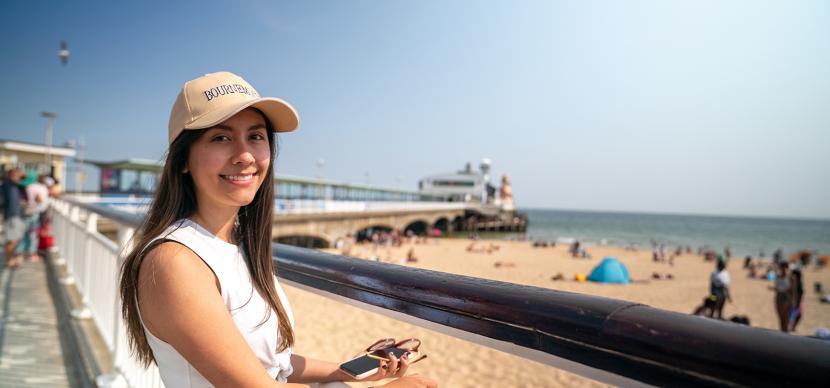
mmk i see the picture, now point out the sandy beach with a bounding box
[284,238,830,387]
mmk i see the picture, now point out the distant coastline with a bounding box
[520,207,830,223]
[458,208,830,258]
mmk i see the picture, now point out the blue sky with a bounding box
[2,0,828,219]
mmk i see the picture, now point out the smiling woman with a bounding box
[117,71,437,388]
[187,110,272,210]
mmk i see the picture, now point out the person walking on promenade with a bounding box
[709,259,731,319]
[2,168,26,268]
[19,173,49,262]
[773,262,793,332]
[119,72,436,388]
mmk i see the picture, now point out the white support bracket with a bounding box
[70,307,93,320]
[95,372,129,388]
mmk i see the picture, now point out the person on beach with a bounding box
[773,248,783,265]
[788,267,804,332]
[709,259,731,319]
[570,240,580,258]
[119,72,436,388]
[773,262,793,332]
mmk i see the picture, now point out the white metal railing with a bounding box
[50,198,163,388]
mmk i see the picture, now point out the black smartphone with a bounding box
[339,348,409,380]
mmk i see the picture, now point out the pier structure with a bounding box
[70,162,529,249]
[77,195,527,249]
[271,202,467,248]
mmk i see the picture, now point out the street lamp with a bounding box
[41,111,57,172]
[315,158,325,179]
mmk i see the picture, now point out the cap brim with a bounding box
[186,97,299,133]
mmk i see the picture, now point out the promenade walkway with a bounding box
[0,255,82,387]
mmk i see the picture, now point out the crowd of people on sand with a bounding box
[464,233,507,265]
[333,228,441,264]
[329,225,828,336]
[2,168,59,269]
[521,235,826,336]
[692,246,829,336]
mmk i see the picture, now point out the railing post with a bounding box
[51,200,67,265]
[70,204,80,223]
[97,223,135,388]
[117,224,135,256]
[86,212,98,233]
[70,207,93,320]
[60,204,78,285]
[72,209,95,320]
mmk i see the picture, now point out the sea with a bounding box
[507,209,830,258]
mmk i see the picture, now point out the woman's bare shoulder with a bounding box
[137,241,220,339]
[138,241,216,290]
[135,242,280,386]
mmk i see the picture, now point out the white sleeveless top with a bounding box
[139,218,294,386]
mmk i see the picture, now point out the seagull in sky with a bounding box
[58,41,69,65]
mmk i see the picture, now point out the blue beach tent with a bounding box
[588,257,631,284]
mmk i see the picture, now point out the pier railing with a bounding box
[49,197,830,388]
[49,198,160,388]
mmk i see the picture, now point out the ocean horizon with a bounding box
[501,207,830,258]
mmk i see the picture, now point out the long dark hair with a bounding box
[119,110,294,367]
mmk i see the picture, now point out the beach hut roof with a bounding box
[588,257,631,284]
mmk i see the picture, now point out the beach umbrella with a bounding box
[587,256,631,284]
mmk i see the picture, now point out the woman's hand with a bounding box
[364,354,438,388]
[378,374,438,388]
[363,353,409,381]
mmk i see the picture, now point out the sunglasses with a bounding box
[363,338,428,365]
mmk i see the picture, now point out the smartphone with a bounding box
[339,348,409,380]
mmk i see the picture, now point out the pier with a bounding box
[0,255,83,387]
[80,159,528,248]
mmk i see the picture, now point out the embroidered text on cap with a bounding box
[203,84,260,101]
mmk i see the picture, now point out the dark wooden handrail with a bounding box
[59,198,830,386]
[59,198,146,226]
[274,243,830,387]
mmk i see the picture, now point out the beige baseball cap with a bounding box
[168,71,299,144]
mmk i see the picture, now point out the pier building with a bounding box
[0,138,76,191]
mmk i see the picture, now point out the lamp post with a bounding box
[41,111,58,172]
[315,158,325,179]
[75,136,85,194]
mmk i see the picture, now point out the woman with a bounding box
[773,262,792,332]
[709,259,731,319]
[788,267,804,332]
[119,71,436,388]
